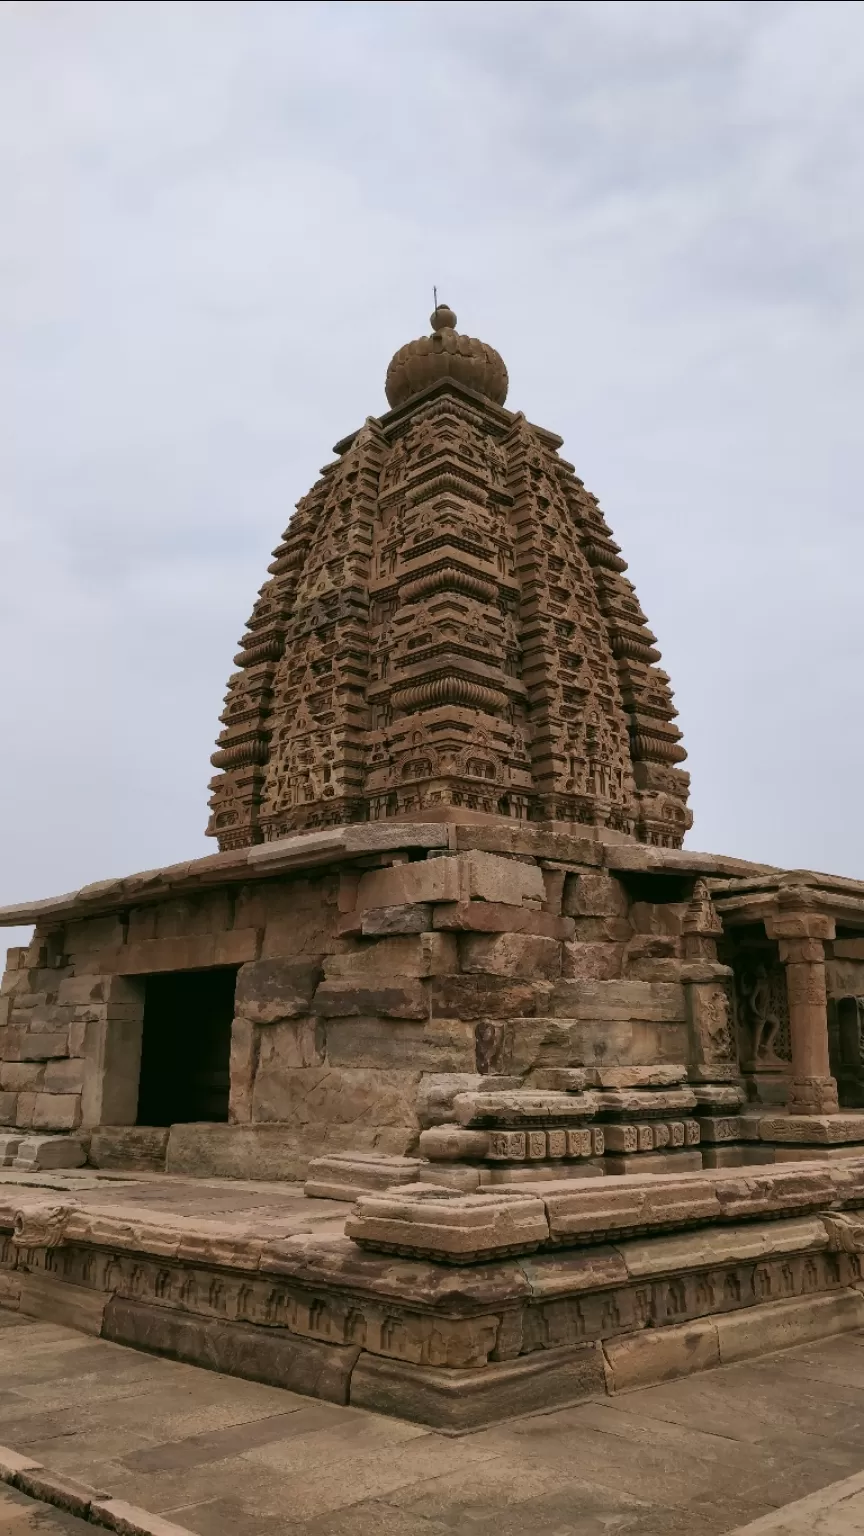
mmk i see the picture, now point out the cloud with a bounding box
[1,0,863,949]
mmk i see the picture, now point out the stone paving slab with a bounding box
[0,1483,94,1535]
[1,1311,864,1533]
[0,1168,345,1218]
[727,1470,864,1533]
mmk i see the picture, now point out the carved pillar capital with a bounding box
[764,910,835,944]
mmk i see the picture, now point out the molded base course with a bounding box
[102,1296,360,1403]
[17,1270,107,1336]
[4,1268,864,1430]
[349,1341,610,1430]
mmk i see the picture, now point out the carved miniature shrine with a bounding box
[2,304,864,1425]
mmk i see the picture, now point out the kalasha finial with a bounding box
[385,300,508,408]
[430,302,457,332]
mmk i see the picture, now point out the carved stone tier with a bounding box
[207,305,692,851]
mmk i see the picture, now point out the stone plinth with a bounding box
[3,1160,864,1429]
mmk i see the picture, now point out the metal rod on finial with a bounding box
[433,285,438,318]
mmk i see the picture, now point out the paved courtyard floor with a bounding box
[1,1308,864,1535]
[0,1483,92,1536]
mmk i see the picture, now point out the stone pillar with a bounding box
[765,908,838,1115]
[681,881,739,1083]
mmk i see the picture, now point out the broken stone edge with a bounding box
[0,1445,195,1536]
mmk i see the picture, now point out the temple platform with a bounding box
[4,1160,864,1431]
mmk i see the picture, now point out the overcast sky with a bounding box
[1,0,863,949]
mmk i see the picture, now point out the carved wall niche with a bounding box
[722,928,791,1073]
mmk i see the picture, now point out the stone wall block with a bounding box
[79,1008,145,1129]
[7,990,49,1014]
[834,939,864,961]
[562,942,625,981]
[356,859,462,912]
[250,1064,421,1130]
[63,916,126,959]
[56,975,109,1007]
[228,1017,257,1123]
[572,917,633,943]
[603,1320,720,1392]
[32,1092,81,1131]
[0,1062,45,1092]
[154,891,234,939]
[312,979,428,1020]
[323,933,458,980]
[246,1017,333,1120]
[629,902,688,937]
[549,979,687,1023]
[459,933,562,980]
[337,872,361,914]
[15,1093,37,1128]
[325,1017,475,1072]
[429,975,552,1020]
[624,935,679,965]
[540,867,566,916]
[563,872,629,919]
[234,959,323,1023]
[461,851,546,907]
[453,826,603,864]
[714,1291,864,1365]
[625,958,682,983]
[0,1092,17,1124]
[214,929,263,967]
[355,852,545,914]
[43,1059,85,1094]
[360,905,433,936]
[0,1029,69,1062]
[166,1121,416,1180]
[432,903,574,939]
[257,1016,326,1073]
[20,1003,76,1029]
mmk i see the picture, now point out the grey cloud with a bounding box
[1,0,863,952]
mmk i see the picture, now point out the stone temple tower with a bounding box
[207,305,691,851]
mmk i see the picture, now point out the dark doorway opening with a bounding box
[136,967,237,1126]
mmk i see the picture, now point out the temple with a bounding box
[3,305,864,1426]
